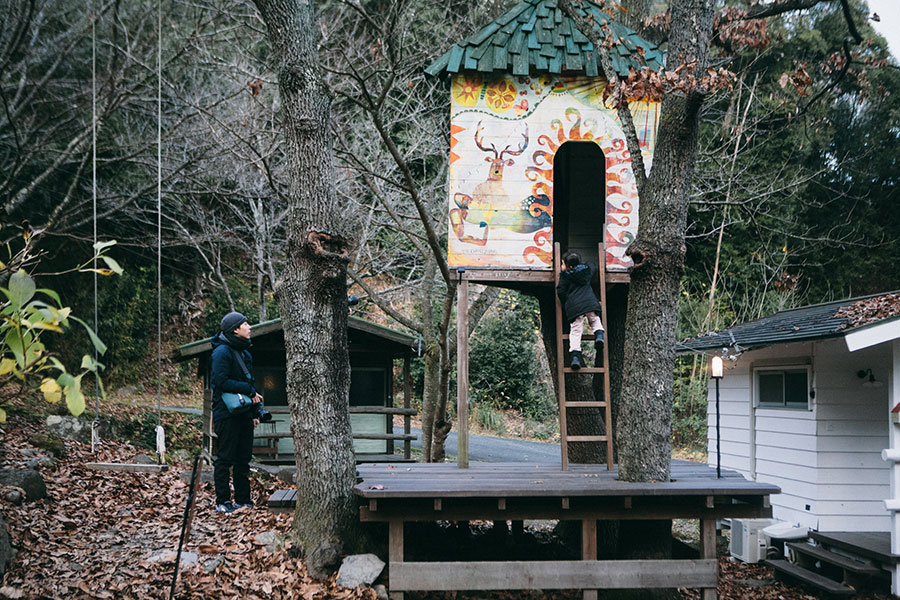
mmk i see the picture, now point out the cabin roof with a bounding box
[677,291,900,354]
[424,0,664,78]
[172,315,418,361]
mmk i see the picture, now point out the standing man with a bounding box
[211,311,263,513]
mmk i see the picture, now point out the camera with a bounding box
[257,404,273,423]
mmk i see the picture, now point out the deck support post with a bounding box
[389,520,404,600]
[582,519,597,600]
[699,518,718,600]
[457,272,469,469]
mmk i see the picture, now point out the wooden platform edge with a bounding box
[85,462,169,473]
[389,559,717,591]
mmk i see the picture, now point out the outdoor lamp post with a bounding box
[710,355,724,478]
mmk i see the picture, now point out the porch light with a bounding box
[710,354,724,479]
[858,368,884,389]
[710,355,724,379]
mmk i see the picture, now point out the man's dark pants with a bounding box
[213,413,254,505]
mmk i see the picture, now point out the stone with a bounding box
[24,459,39,470]
[253,531,287,553]
[336,554,385,589]
[3,491,22,506]
[27,432,67,457]
[0,469,46,502]
[116,385,141,397]
[147,550,198,566]
[373,584,388,600]
[45,416,89,444]
[277,467,296,484]
[171,449,191,464]
[179,468,214,484]
[133,454,157,465]
[20,449,36,458]
[202,555,225,573]
[0,509,14,577]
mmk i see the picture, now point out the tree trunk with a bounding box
[617,0,715,484]
[252,0,360,579]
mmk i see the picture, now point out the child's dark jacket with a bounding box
[556,263,602,323]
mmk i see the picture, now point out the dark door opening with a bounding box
[553,141,606,262]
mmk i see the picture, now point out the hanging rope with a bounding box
[155,0,166,464]
[90,0,101,455]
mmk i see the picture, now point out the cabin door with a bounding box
[553,141,605,261]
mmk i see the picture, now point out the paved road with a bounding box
[394,426,560,464]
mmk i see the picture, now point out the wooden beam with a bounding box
[85,462,169,473]
[403,355,412,460]
[457,274,469,469]
[700,519,718,600]
[389,520,404,600]
[389,559,717,591]
[349,406,418,415]
[582,520,598,600]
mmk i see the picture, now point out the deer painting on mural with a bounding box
[450,122,551,246]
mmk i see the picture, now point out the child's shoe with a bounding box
[570,351,583,370]
[593,330,605,351]
[216,501,236,514]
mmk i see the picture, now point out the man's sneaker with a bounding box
[233,502,254,510]
[216,501,236,514]
[593,330,605,351]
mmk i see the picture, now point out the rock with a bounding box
[179,468,214,484]
[3,490,22,506]
[277,467,296,484]
[45,416,88,444]
[336,554,386,588]
[253,531,287,553]
[202,555,224,573]
[373,584,388,600]
[171,449,191,464]
[0,469,46,502]
[24,459,39,470]
[147,550,198,566]
[28,432,67,457]
[133,454,157,465]
[116,508,133,517]
[306,541,343,580]
[116,385,142,397]
[20,449,36,458]
[0,509,14,577]
[38,457,56,470]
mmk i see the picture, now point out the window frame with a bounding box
[753,364,812,410]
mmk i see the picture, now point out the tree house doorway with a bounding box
[553,141,605,262]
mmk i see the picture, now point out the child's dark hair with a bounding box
[564,252,581,269]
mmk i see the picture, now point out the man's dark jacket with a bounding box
[556,263,603,323]
[210,332,261,422]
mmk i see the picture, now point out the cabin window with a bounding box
[755,366,810,409]
[349,368,388,407]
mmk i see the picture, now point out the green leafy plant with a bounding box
[0,237,120,422]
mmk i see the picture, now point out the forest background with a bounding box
[1,0,898,455]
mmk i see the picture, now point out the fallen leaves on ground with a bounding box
[0,416,374,599]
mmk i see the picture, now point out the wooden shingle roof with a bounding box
[677,291,900,353]
[425,0,664,78]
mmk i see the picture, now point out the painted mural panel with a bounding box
[447,73,659,270]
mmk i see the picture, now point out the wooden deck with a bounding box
[270,460,777,599]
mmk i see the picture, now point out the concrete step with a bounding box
[765,559,855,597]
[787,542,881,576]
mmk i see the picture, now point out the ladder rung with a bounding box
[564,401,607,408]
[565,435,608,443]
[563,367,606,373]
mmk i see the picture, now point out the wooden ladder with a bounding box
[553,241,614,471]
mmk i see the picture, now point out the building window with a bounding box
[755,366,810,409]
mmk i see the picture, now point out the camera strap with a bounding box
[230,348,253,384]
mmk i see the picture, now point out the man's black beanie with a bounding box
[221,311,248,333]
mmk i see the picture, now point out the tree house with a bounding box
[426,0,663,467]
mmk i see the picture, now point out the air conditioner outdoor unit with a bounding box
[730,518,773,563]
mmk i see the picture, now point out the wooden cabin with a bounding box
[173,315,419,463]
